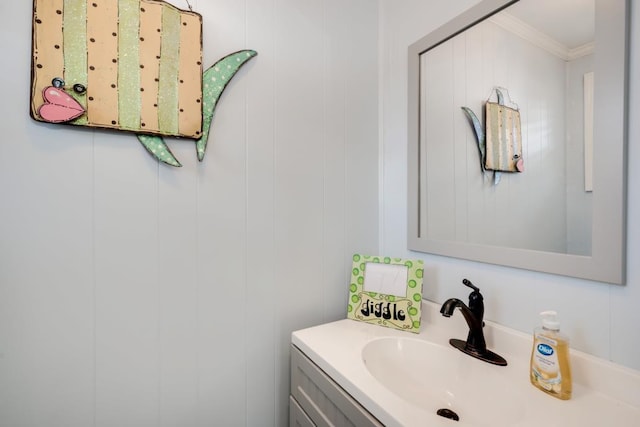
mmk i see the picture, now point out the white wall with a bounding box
[380,0,640,371]
[0,1,378,426]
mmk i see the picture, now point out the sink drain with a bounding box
[437,408,460,421]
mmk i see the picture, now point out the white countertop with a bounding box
[291,300,640,427]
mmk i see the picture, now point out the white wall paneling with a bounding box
[0,1,379,426]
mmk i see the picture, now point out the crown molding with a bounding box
[489,12,594,61]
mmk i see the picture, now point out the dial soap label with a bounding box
[532,336,561,388]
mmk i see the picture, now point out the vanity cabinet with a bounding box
[290,345,383,427]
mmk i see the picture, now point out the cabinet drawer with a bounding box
[290,395,315,427]
[290,344,383,427]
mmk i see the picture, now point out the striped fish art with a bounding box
[461,88,524,186]
[30,0,257,167]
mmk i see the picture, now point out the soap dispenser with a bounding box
[530,311,572,400]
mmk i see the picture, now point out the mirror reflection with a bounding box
[420,0,594,255]
[408,0,627,284]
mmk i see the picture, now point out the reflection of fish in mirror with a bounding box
[30,0,257,167]
[461,88,523,185]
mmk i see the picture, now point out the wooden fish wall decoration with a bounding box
[461,88,523,185]
[30,0,257,167]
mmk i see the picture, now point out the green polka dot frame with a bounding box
[347,254,424,333]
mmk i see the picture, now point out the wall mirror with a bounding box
[408,0,628,284]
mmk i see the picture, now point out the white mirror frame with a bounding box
[408,0,628,284]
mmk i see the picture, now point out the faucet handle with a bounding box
[462,278,479,292]
[462,279,484,320]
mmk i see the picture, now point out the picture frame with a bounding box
[347,254,424,333]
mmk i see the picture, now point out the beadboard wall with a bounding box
[0,1,378,426]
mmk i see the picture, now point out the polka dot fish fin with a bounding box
[137,134,182,167]
[196,50,258,161]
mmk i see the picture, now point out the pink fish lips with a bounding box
[38,87,86,123]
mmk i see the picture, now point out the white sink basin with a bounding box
[362,337,525,426]
[292,301,640,427]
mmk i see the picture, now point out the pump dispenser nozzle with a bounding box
[540,310,560,331]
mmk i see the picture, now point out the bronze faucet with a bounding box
[440,279,507,366]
